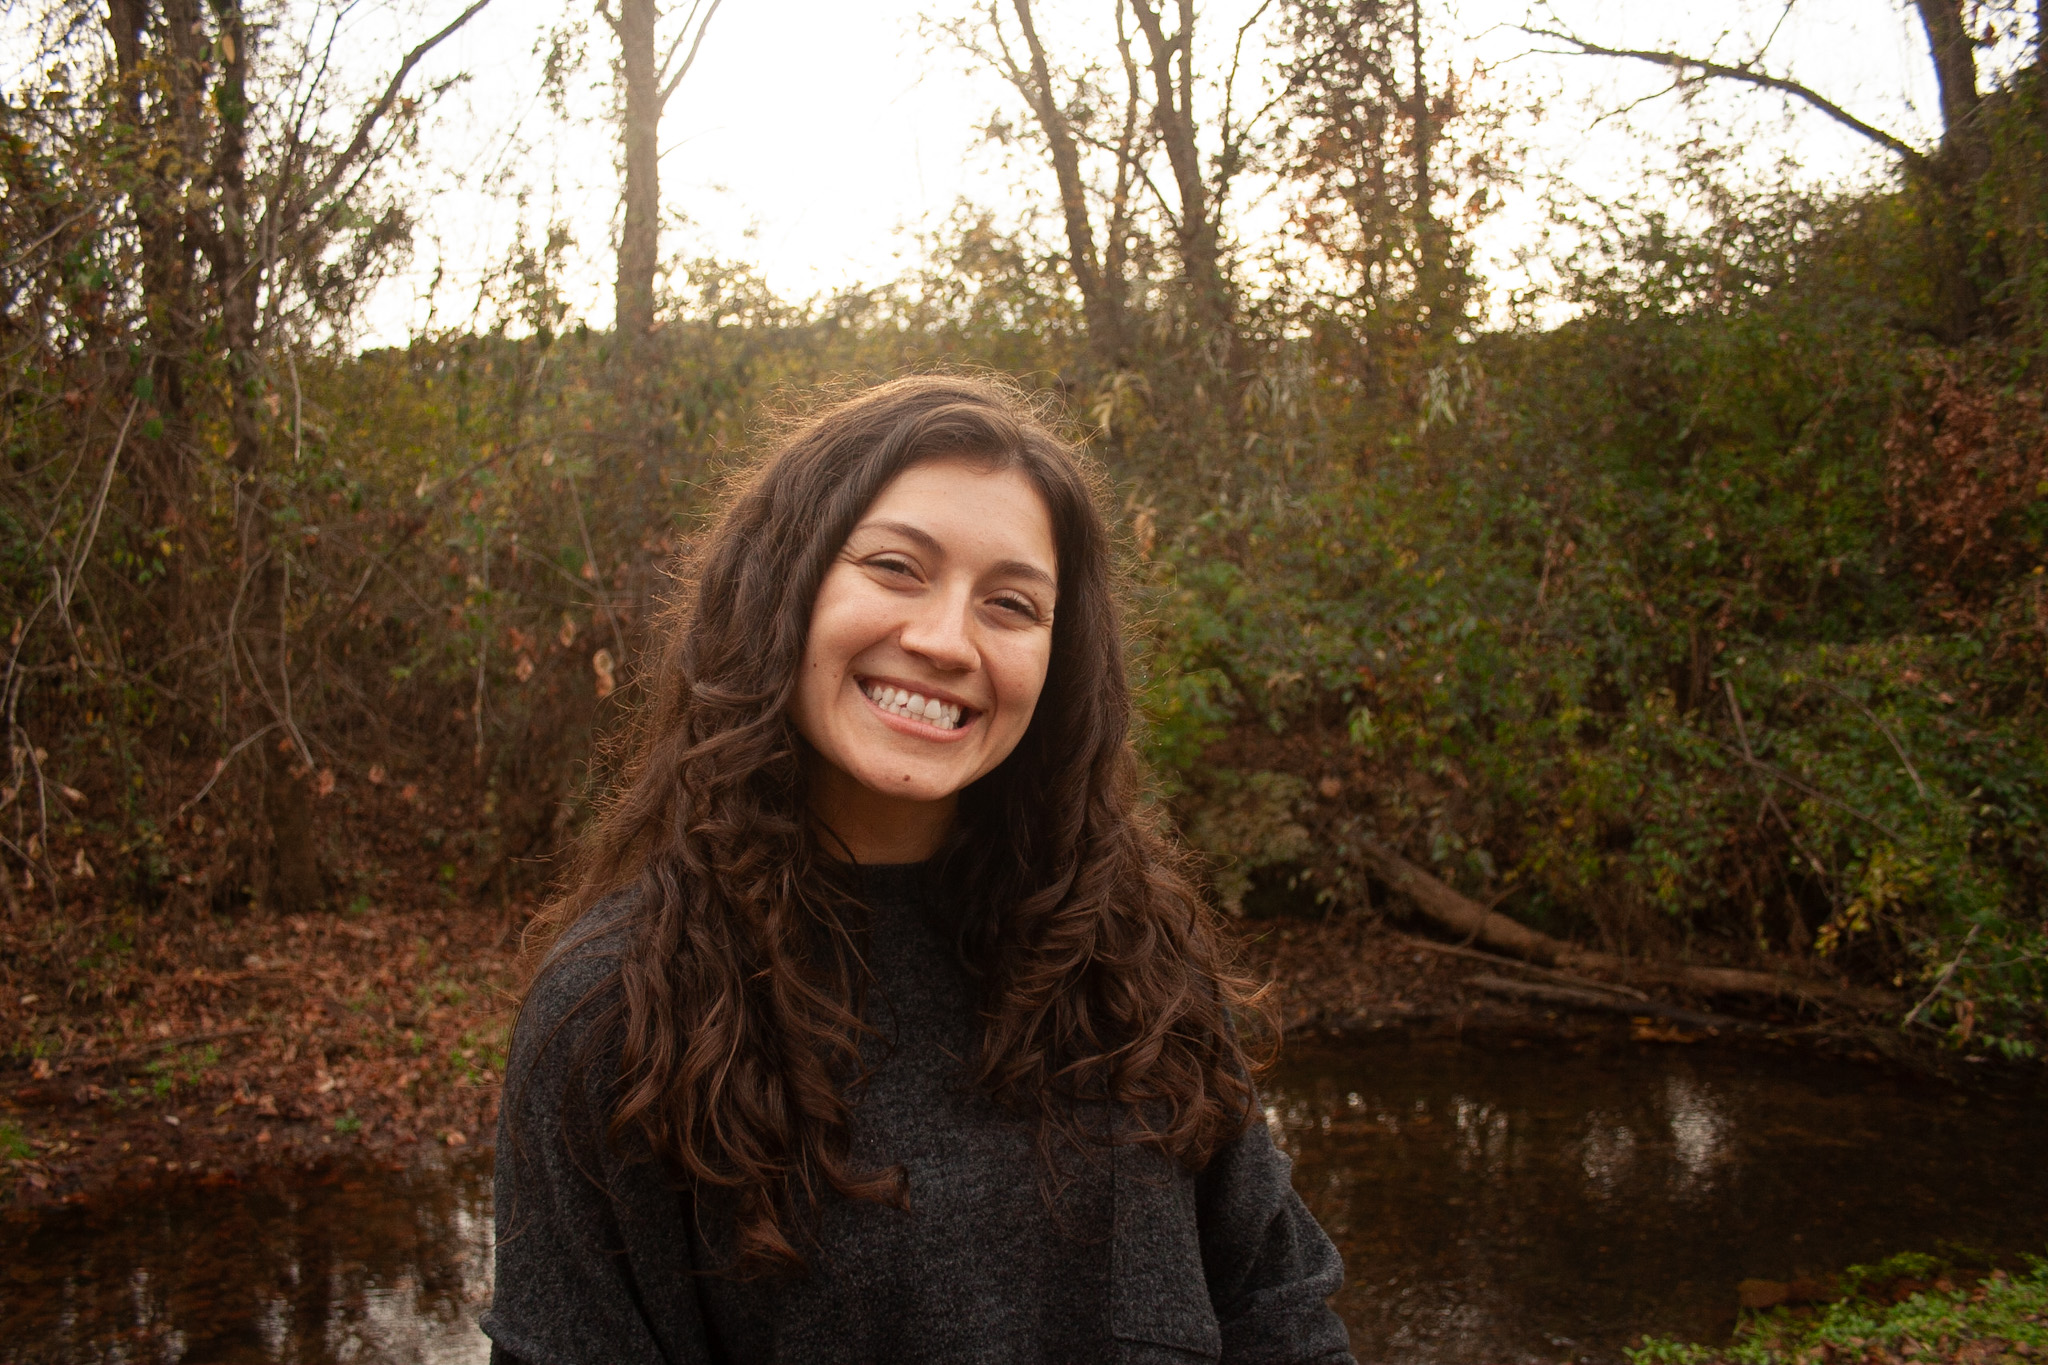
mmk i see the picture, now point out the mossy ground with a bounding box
[1632,1252,2048,1365]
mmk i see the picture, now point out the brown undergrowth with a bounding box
[0,763,532,1211]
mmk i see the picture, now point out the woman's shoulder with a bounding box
[514,886,642,1046]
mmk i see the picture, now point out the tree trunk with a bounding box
[1128,0,1233,357]
[209,0,323,912]
[1012,0,1127,366]
[615,0,660,347]
[1406,0,1450,335]
[1909,0,1993,340]
[1913,0,1984,170]
[107,0,204,536]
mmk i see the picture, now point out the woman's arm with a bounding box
[1196,1105,1355,1365]
[482,936,714,1365]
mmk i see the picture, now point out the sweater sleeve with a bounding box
[1196,1102,1355,1365]
[480,918,715,1365]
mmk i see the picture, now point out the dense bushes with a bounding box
[1145,178,2048,1054]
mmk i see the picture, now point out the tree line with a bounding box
[4,0,2045,1054]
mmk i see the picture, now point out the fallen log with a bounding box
[1358,835,1896,1013]
[1464,974,1753,1032]
[1398,932,1651,1001]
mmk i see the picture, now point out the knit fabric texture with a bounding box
[481,864,1354,1365]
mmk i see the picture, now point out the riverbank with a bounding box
[0,841,2006,1213]
[1628,1250,2048,1365]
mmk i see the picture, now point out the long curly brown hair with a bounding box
[526,373,1266,1271]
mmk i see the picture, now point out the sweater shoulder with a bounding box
[507,886,641,1095]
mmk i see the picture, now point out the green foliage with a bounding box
[1180,770,1317,916]
[0,1121,33,1162]
[1143,162,2048,1049]
[1629,1252,2048,1365]
[143,1044,220,1098]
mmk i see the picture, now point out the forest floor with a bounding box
[0,785,1911,1216]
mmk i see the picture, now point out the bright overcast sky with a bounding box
[359,0,1960,344]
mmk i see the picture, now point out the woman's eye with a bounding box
[992,595,1039,620]
[869,556,917,578]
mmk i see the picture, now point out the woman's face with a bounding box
[791,456,1058,858]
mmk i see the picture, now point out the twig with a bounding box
[1726,679,1837,890]
[286,0,498,220]
[1464,974,1754,1032]
[1902,921,1981,1030]
[1398,932,1650,1000]
[1515,21,1926,166]
[1709,698,1906,845]
[12,1026,264,1074]
[1819,682,1928,802]
[166,723,282,824]
[0,208,93,273]
[286,349,304,465]
[473,537,489,767]
[57,397,141,624]
[565,470,629,664]
[276,555,312,773]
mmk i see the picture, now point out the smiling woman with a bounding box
[482,375,1353,1365]
[794,458,1059,861]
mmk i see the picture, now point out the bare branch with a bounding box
[1519,22,1928,167]
[57,398,140,624]
[657,0,725,107]
[291,0,499,221]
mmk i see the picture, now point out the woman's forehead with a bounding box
[851,460,1059,571]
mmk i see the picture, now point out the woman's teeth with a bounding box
[862,682,965,730]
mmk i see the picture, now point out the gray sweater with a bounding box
[481,865,1353,1365]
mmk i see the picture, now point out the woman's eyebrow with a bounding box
[856,520,1057,592]
[855,519,943,556]
[991,559,1058,594]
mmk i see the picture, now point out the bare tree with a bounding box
[4,0,494,911]
[999,0,1141,363]
[1127,0,1234,347]
[943,0,1277,372]
[599,0,723,345]
[1518,0,2028,338]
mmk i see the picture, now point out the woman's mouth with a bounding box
[859,679,971,731]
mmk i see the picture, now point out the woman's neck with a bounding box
[807,761,955,864]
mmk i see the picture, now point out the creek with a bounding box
[5,1038,2044,1363]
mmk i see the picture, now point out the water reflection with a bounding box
[2,1156,493,1364]
[7,1041,2046,1364]
[1265,1040,2048,1363]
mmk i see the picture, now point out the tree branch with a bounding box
[657,0,724,108]
[293,0,498,219]
[1518,23,1928,168]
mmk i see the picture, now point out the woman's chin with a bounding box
[841,757,975,808]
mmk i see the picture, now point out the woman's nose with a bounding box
[898,586,978,671]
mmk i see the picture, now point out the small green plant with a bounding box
[144,1043,221,1098]
[334,1110,362,1136]
[415,973,471,1008]
[0,1121,34,1161]
[449,1026,508,1085]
